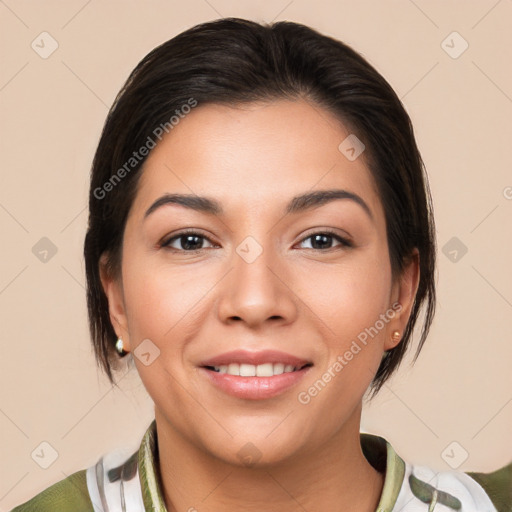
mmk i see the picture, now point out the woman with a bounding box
[11,17,511,512]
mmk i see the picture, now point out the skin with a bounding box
[100,98,419,512]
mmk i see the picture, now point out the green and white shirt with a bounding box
[11,420,512,511]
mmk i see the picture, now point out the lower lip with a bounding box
[200,366,311,400]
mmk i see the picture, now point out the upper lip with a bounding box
[199,350,312,368]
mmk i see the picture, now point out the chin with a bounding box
[201,422,310,468]
[208,438,303,469]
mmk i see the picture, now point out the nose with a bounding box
[216,239,298,329]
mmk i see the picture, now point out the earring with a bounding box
[392,330,401,342]
[115,337,128,356]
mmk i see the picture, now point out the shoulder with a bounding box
[362,432,512,512]
[9,469,94,512]
[9,421,158,512]
[399,459,512,512]
[466,460,512,512]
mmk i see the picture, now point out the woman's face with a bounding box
[101,99,418,465]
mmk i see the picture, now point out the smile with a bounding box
[199,350,313,400]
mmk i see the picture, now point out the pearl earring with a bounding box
[115,337,128,356]
[392,330,401,342]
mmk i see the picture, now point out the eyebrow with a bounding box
[143,189,373,221]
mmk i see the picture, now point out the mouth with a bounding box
[199,350,313,400]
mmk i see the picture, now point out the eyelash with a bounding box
[160,228,353,252]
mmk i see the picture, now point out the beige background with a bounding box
[1,0,511,509]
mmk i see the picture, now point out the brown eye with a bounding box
[298,231,352,250]
[161,231,215,251]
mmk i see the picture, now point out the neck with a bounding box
[155,405,384,512]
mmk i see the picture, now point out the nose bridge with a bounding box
[217,230,296,326]
[233,232,280,302]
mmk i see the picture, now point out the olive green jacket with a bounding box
[11,420,512,511]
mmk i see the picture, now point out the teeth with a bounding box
[256,363,273,377]
[273,363,284,375]
[211,363,299,377]
[240,364,256,377]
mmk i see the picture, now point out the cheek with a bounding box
[120,254,208,409]
[295,263,391,431]
[120,252,224,395]
[301,251,392,340]
[122,254,206,340]
[297,249,392,400]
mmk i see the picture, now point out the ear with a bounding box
[99,252,132,352]
[385,248,420,351]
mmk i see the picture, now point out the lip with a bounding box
[199,349,311,368]
[199,350,313,400]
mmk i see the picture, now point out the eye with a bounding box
[161,229,352,252]
[297,230,352,251]
[161,230,216,252]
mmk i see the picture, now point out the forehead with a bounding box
[129,99,384,223]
